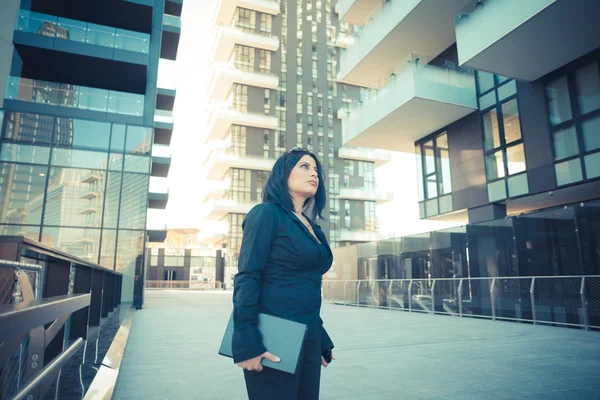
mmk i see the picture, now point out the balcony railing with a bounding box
[342,54,476,148]
[5,76,145,116]
[322,276,600,331]
[162,13,182,29]
[16,10,150,54]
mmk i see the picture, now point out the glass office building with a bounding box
[0,0,182,303]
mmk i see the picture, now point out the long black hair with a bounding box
[262,148,327,221]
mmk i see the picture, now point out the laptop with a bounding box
[219,312,307,375]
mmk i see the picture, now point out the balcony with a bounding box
[201,179,231,204]
[335,34,355,49]
[205,107,278,142]
[207,65,278,101]
[147,226,168,242]
[4,76,145,118]
[336,0,381,26]
[205,146,275,180]
[342,54,477,153]
[161,13,181,61]
[337,0,471,88]
[15,10,151,56]
[455,0,600,81]
[210,25,279,64]
[156,87,176,112]
[213,0,280,26]
[148,177,169,209]
[151,144,171,178]
[337,146,392,166]
[339,187,393,204]
[154,109,174,130]
[203,198,257,221]
[340,229,380,242]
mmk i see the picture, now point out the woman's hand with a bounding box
[237,351,280,372]
[321,352,336,367]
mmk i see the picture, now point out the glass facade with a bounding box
[332,198,600,281]
[0,112,150,276]
[415,131,453,218]
[545,57,600,186]
[477,71,529,202]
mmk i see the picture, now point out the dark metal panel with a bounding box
[101,272,110,318]
[89,270,104,327]
[69,266,93,340]
[0,294,91,341]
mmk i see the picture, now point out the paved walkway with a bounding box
[113,290,600,400]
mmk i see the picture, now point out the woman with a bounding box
[231,147,335,399]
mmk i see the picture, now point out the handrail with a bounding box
[0,294,91,341]
[322,276,599,331]
[0,259,42,272]
[9,338,85,400]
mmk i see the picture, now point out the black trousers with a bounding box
[243,339,322,400]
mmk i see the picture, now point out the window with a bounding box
[235,45,254,72]
[236,8,256,33]
[546,60,600,186]
[477,72,528,201]
[230,125,246,156]
[415,132,453,218]
[259,50,271,74]
[232,84,248,112]
[260,13,272,35]
[229,169,251,202]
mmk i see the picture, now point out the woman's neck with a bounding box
[291,195,306,214]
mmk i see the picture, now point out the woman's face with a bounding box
[287,154,319,200]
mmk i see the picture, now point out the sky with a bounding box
[150,0,462,238]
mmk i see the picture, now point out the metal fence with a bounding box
[0,261,42,399]
[322,276,600,331]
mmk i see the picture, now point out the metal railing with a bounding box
[16,9,150,54]
[322,276,600,331]
[146,280,221,290]
[5,76,145,117]
[0,260,90,400]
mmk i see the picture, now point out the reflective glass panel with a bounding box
[502,99,522,144]
[553,126,579,160]
[59,119,111,150]
[0,224,40,241]
[99,229,117,270]
[111,124,126,152]
[41,226,100,263]
[0,162,48,225]
[102,172,122,229]
[44,167,105,228]
[582,115,600,152]
[506,144,526,175]
[477,71,495,94]
[483,109,500,151]
[126,126,152,155]
[575,62,600,115]
[584,152,600,179]
[118,173,149,230]
[546,76,572,126]
[3,112,54,144]
[487,180,507,202]
[486,150,505,180]
[498,80,517,102]
[0,143,50,165]
[508,173,529,197]
[124,155,150,173]
[115,229,145,275]
[555,159,583,186]
[51,148,109,170]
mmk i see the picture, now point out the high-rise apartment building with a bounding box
[0,0,183,303]
[200,0,394,272]
[333,0,600,278]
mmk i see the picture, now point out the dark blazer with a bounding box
[232,202,334,363]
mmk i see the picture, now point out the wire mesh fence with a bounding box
[0,261,42,400]
[322,276,600,331]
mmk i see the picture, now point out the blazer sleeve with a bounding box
[231,203,279,363]
[320,318,334,353]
